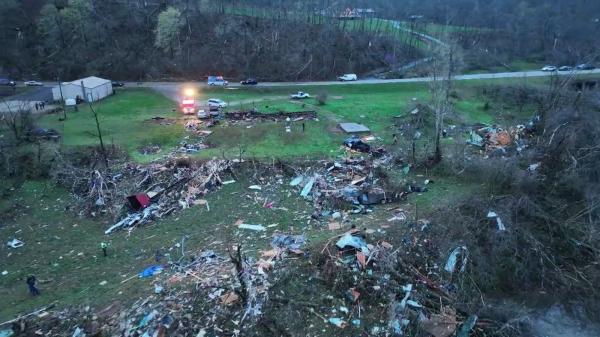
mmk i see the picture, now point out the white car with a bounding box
[291,91,310,99]
[338,73,358,81]
[541,66,557,72]
[207,76,228,86]
[208,98,227,109]
[24,80,43,86]
[197,109,209,119]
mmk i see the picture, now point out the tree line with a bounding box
[1,0,598,81]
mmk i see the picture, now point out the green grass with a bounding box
[0,171,317,320]
[33,78,561,163]
[465,60,543,74]
[37,89,183,162]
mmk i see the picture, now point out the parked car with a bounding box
[558,66,573,71]
[24,80,43,86]
[197,109,209,119]
[0,78,16,86]
[291,91,310,99]
[208,98,227,109]
[338,73,358,81]
[111,81,125,87]
[576,63,596,70]
[207,76,228,86]
[240,78,258,85]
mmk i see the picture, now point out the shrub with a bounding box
[316,91,328,105]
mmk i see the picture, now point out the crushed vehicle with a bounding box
[343,136,371,153]
[27,128,60,141]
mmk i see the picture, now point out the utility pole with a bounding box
[57,77,67,120]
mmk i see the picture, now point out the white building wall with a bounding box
[52,84,84,101]
[52,81,113,102]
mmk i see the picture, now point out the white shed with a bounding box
[52,76,113,103]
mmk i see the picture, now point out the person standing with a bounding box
[302,123,305,133]
[100,242,108,257]
[26,275,40,296]
[34,103,39,111]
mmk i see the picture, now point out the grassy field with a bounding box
[465,60,544,74]
[31,79,549,162]
[37,89,184,162]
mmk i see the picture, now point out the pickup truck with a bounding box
[338,73,358,81]
[291,91,310,99]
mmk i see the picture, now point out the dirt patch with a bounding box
[145,116,177,125]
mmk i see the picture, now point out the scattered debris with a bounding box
[238,224,266,231]
[138,145,161,155]
[444,246,468,273]
[339,122,370,133]
[139,265,163,278]
[6,239,24,249]
[487,211,506,231]
[343,136,371,153]
[328,317,347,328]
[420,307,458,337]
[457,315,478,337]
[225,109,317,122]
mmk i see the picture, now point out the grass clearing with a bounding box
[32,77,569,162]
[37,89,183,162]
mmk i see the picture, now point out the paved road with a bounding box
[111,69,600,99]
[32,68,600,103]
[9,86,52,102]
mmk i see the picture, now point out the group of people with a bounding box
[34,101,46,111]
[25,242,111,297]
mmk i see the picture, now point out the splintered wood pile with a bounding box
[225,109,317,121]
[52,156,234,233]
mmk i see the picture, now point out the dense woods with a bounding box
[1,0,598,81]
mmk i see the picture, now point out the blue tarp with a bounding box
[139,265,163,278]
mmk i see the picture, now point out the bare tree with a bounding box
[427,38,461,163]
[88,103,109,168]
[0,99,33,143]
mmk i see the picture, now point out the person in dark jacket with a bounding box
[26,275,40,296]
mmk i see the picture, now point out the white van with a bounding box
[338,74,358,81]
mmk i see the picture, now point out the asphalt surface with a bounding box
[30,68,600,103]
[8,86,53,102]
[122,69,600,88]
[110,69,600,102]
